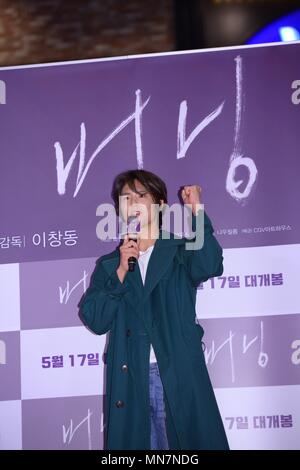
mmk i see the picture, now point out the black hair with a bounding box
[111,169,167,228]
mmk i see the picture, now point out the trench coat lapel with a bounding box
[142,238,180,301]
[102,229,186,308]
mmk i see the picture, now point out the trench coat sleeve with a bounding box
[78,258,129,335]
[182,209,224,287]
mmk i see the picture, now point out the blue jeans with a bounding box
[149,362,169,450]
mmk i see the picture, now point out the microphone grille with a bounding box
[127,216,140,234]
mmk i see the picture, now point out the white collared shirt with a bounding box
[138,245,157,363]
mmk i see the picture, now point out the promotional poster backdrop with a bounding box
[0,40,300,450]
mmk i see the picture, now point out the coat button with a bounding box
[126,329,131,337]
[116,400,124,408]
[121,364,128,372]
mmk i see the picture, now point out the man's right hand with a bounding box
[117,235,139,283]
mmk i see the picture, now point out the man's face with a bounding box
[119,179,159,231]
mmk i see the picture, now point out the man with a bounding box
[79,169,229,450]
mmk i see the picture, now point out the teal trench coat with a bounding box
[79,211,229,450]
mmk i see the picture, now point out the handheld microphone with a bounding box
[126,216,140,272]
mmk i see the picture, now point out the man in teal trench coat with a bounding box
[79,169,229,450]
